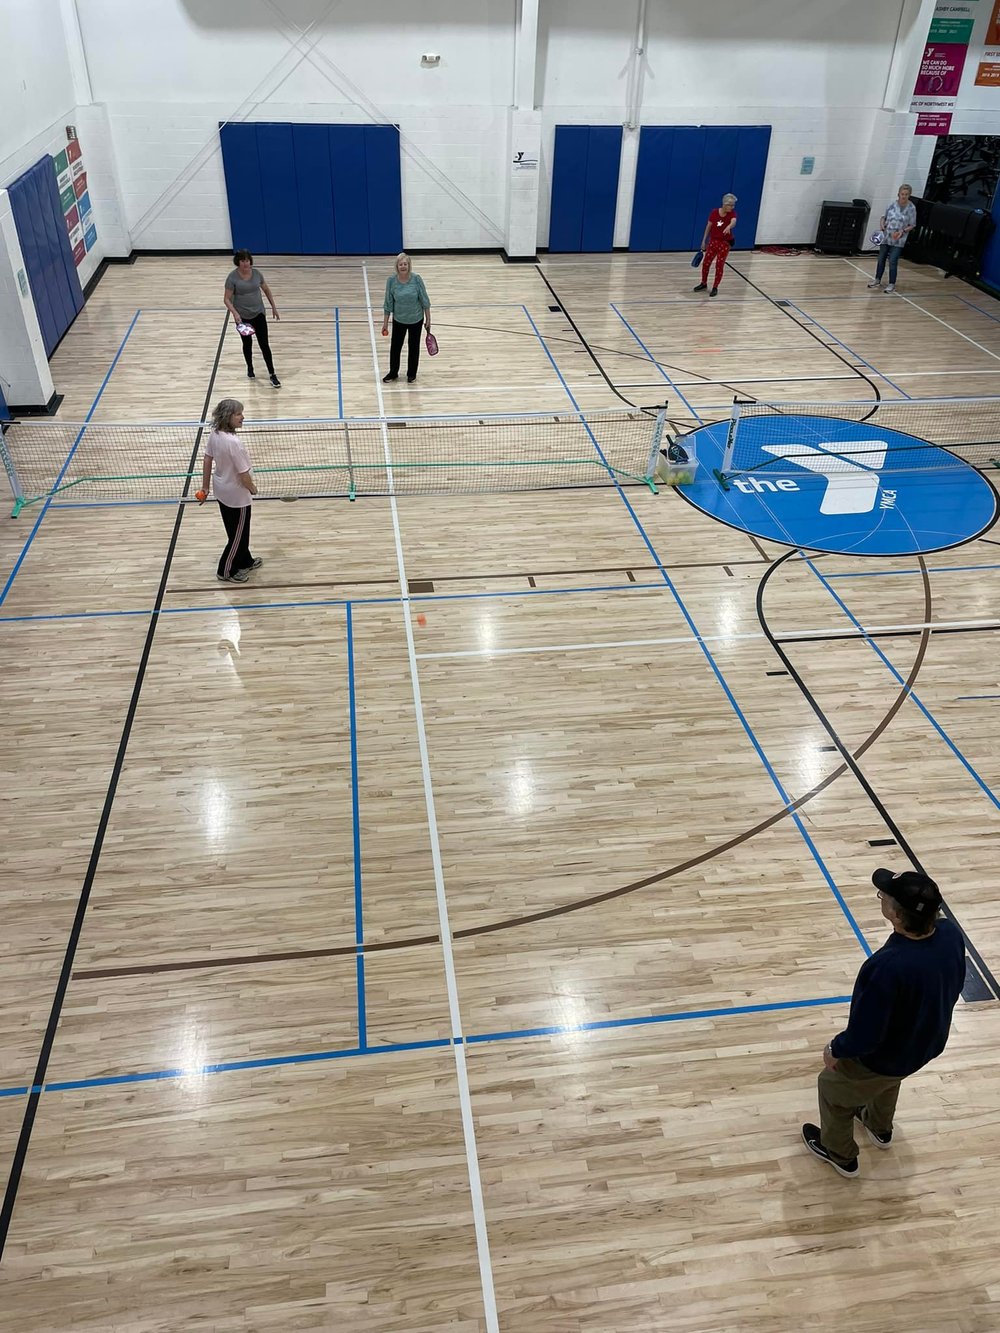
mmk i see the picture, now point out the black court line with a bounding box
[0,316,230,1261]
[725,259,882,408]
[757,550,1000,1004]
[777,623,1000,645]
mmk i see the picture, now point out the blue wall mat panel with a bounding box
[730,127,772,253]
[220,122,403,255]
[692,127,739,249]
[0,381,9,420]
[661,127,706,251]
[629,126,674,252]
[329,127,370,253]
[257,124,301,254]
[8,156,84,358]
[293,125,336,254]
[981,221,1000,293]
[550,126,622,252]
[365,125,403,254]
[220,124,268,253]
[630,125,771,253]
[581,127,623,252]
[549,127,590,252]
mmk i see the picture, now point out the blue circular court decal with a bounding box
[678,413,998,557]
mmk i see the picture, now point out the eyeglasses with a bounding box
[876,889,884,900]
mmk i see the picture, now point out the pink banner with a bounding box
[915,111,953,135]
[914,42,969,97]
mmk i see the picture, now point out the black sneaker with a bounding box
[382,373,398,383]
[710,287,719,297]
[217,570,250,584]
[801,1123,859,1178]
[693,282,708,292]
[855,1114,892,1149]
[247,369,256,379]
[407,374,416,382]
[269,373,281,388]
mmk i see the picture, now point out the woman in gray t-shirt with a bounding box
[224,249,282,387]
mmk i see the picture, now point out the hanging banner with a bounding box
[50,128,97,266]
[910,1,980,134]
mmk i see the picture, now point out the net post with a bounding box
[0,424,25,517]
[715,398,743,489]
[645,408,667,486]
[341,421,356,500]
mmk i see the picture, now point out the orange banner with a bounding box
[988,0,1000,46]
[975,60,1000,84]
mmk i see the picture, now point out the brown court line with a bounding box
[165,557,770,597]
[73,561,932,983]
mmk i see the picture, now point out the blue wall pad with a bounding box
[549,126,623,252]
[8,156,85,357]
[220,123,403,256]
[630,125,771,252]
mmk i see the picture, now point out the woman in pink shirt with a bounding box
[199,398,260,583]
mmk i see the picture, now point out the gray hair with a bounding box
[211,398,243,433]
[395,251,411,271]
[722,193,737,206]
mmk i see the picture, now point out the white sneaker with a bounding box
[867,280,881,289]
[884,284,895,293]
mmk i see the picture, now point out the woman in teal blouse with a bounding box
[381,253,432,383]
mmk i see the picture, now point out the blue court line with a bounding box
[520,304,872,957]
[0,309,141,609]
[609,302,704,423]
[806,558,1000,815]
[825,562,1000,579]
[0,581,666,626]
[956,694,1000,700]
[346,603,366,1050]
[334,306,344,419]
[0,993,851,1099]
[51,499,184,509]
[784,301,912,399]
[952,293,1000,327]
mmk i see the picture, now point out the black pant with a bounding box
[239,313,275,376]
[217,501,253,578]
[389,319,423,379]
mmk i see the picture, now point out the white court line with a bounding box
[417,619,1000,661]
[899,294,1000,364]
[360,267,500,1333]
[842,253,1000,362]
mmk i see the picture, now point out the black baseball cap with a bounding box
[872,868,942,915]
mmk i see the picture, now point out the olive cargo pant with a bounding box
[818,1057,902,1164]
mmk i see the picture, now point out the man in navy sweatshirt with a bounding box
[802,867,966,1178]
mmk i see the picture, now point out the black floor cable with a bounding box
[757,551,999,1003]
[0,317,230,1260]
[725,257,882,417]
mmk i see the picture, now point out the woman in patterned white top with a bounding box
[869,185,917,294]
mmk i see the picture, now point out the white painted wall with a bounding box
[0,0,76,169]
[538,0,916,247]
[74,0,514,249]
[5,0,977,261]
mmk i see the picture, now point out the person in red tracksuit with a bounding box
[694,193,738,296]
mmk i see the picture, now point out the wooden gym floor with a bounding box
[1,250,999,1331]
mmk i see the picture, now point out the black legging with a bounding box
[389,319,423,379]
[238,313,275,376]
[217,501,254,578]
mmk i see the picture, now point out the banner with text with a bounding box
[910,1,979,135]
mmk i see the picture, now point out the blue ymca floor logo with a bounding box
[678,413,999,557]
